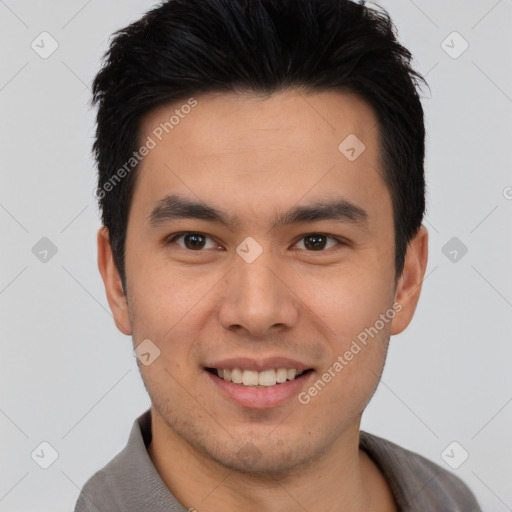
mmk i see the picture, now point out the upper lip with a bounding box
[204,357,312,372]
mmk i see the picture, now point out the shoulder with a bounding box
[73,410,152,511]
[359,431,482,512]
[73,449,129,512]
[73,409,184,512]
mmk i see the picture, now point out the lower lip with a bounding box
[205,370,314,409]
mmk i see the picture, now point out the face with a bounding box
[99,88,427,474]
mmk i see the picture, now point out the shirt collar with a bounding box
[119,409,420,511]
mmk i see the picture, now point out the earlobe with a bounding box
[97,227,132,335]
[390,225,428,336]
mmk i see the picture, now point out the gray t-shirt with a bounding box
[74,409,482,512]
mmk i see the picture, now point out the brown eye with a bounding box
[183,233,206,250]
[294,234,342,251]
[166,232,217,251]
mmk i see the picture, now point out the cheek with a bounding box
[127,252,213,333]
[299,271,393,395]
[303,268,392,343]
[307,320,391,419]
[127,268,219,379]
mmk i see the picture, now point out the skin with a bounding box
[98,88,428,512]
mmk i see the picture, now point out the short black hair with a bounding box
[91,0,428,293]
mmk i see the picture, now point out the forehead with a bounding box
[139,88,378,157]
[131,88,390,230]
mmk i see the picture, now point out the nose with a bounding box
[218,248,300,339]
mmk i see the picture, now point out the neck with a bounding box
[147,406,395,512]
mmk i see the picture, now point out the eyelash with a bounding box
[164,231,347,252]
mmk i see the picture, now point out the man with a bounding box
[75,0,482,510]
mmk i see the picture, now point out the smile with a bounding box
[204,365,315,408]
[207,367,310,387]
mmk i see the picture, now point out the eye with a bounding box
[293,233,344,251]
[164,231,346,252]
[165,232,219,251]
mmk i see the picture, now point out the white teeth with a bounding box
[286,369,297,380]
[213,367,305,386]
[242,370,259,386]
[276,368,287,383]
[231,368,243,384]
[258,369,276,386]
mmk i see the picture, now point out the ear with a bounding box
[390,224,428,335]
[97,226,132,335]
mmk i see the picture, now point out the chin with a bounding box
[213,446,314,476]
[192,430,318,476]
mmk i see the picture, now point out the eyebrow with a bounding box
[148,193,369,231]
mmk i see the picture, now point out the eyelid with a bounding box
[291,233,347,250]
[165,231,221,249]
[165,231,348,251]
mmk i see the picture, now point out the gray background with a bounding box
[0,0,511,510]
